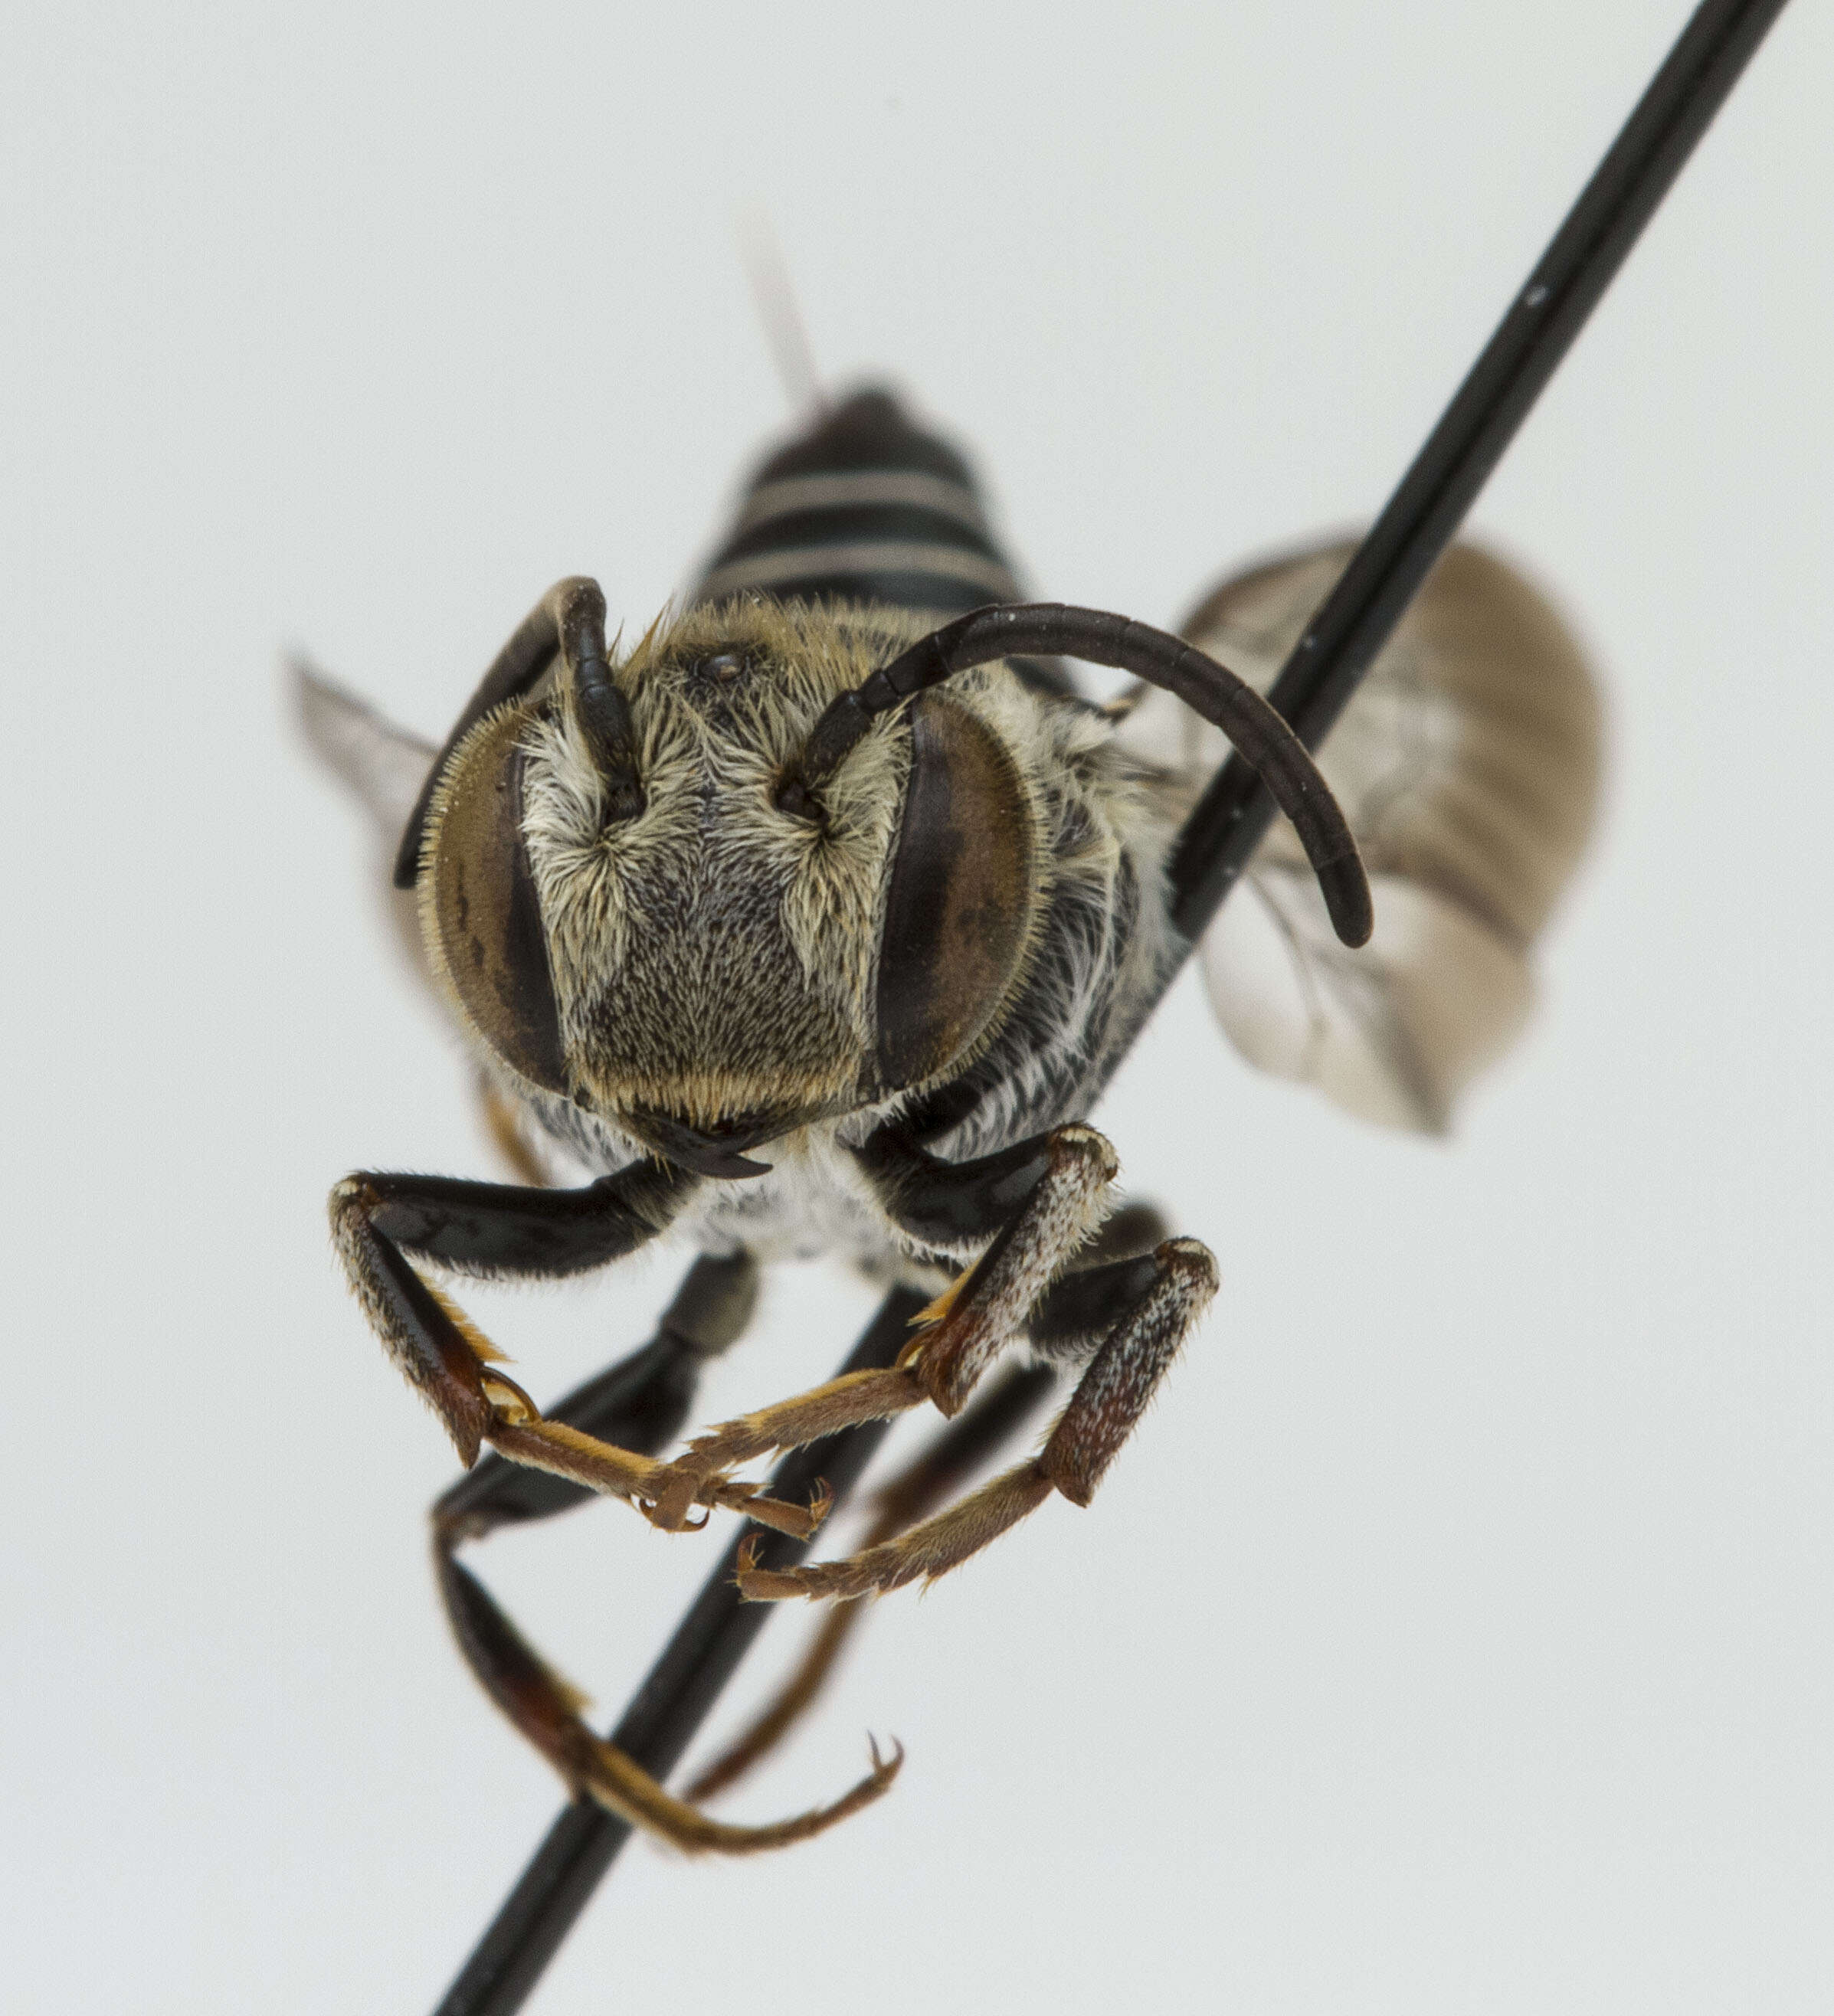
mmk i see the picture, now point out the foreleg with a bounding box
[738,1235,1217,1602]
[433,1250,758,1545]
[329,1163,818,1531]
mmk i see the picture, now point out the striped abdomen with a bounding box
[696,386,1072,697]
[696,385,1022,618]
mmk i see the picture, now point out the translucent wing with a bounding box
[292,657,437,987]
[1115,539,1603,1132]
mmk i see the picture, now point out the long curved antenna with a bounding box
[431,6,1790,2010]
[791,602,1374,948]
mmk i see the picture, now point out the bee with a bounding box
[298,383,1599,1855]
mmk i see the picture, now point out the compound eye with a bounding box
[422,705,569,1096]
[873,694,1035,1093]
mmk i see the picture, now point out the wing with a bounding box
[1113,539,1603,1133]
[292,656,438,989]
[293,657,437,836]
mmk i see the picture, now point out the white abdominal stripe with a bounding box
[697,460,1022,617]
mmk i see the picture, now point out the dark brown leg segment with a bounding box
[329,1164,818,1531]
[435,1525,899,1854]
[645,1123,1118,1527]
[424,1249,902,1855]
[737,1237,1217,1602]
[686,1361,1057,1803]
[909,1124,1120,1412]
[477,1070,552,1188]
[434,1252,758,1544]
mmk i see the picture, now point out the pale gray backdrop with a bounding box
[4,3,1830,2011]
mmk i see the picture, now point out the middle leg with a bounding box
[679,1209,1168,1800]
[644,1121,1121,1529]
[736,1232,1217,1602]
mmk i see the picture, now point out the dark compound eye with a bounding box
[423,704,569,1096]
[873,694,1035,1094]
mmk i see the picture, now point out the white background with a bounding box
[5,3,1831,2011]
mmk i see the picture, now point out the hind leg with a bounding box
[686,1360,1059,1802]
[428,1249,896,1854]
[736,1233,1217,1602]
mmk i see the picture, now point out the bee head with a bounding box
[413,597,1041,1173]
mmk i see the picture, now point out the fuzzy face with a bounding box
[418,600,1050,1162]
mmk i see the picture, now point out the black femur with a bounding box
[785,602,1374,949]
